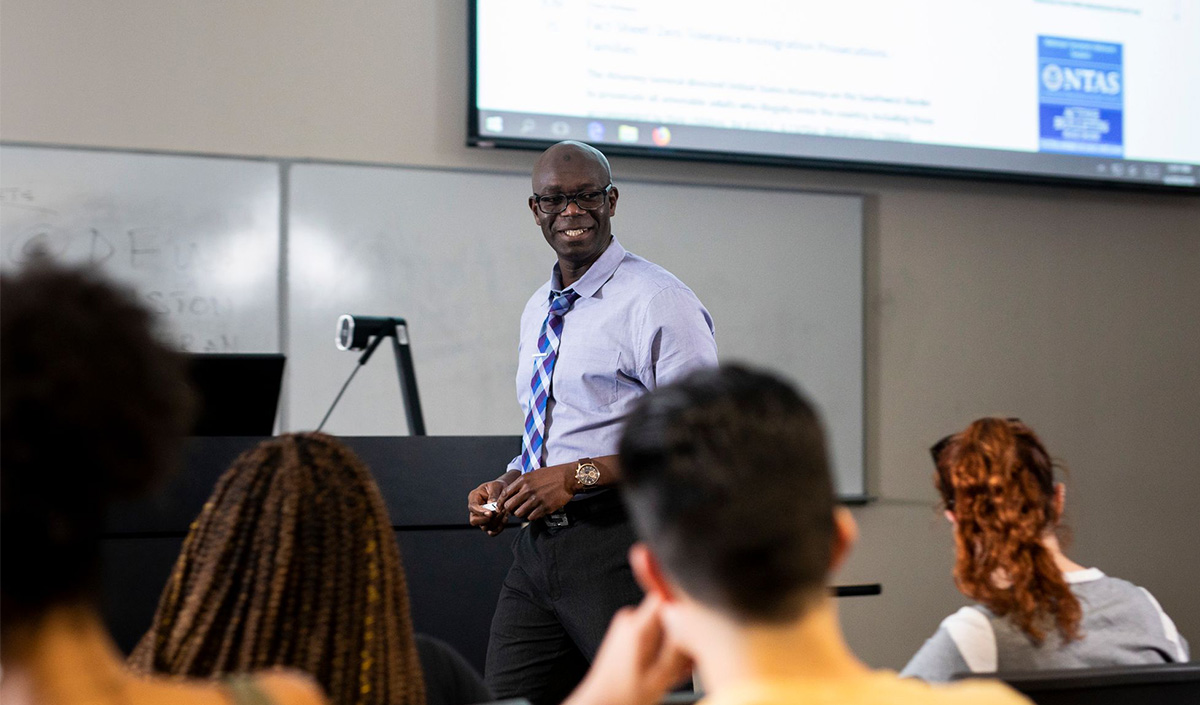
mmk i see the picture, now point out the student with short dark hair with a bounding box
[0,259,326,705]
[902,417,1189,681]
[564,365,1028,705]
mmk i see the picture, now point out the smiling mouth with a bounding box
[560,227,591,238]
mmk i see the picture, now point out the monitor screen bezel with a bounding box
[465,0,1198,195]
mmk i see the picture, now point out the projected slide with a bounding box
[471,0,1200,189]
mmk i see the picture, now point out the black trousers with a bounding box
[484,493,643,705]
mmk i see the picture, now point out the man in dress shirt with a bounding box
[467,141,717,705]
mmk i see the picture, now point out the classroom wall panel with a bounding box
[288,163,865,495]
[0,146,280,353]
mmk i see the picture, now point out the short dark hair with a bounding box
[618,364,835,623]
[1,258,195,623]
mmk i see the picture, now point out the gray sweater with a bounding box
[901,568,1190,682]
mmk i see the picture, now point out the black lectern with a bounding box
[101,435,878,673]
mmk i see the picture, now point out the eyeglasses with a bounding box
[532,184,613,214]
[929,435,953,465]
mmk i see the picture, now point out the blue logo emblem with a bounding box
[1038,36,1124,157]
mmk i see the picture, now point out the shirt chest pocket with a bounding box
[551,348,622,410]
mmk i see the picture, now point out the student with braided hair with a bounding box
[0,258,326,705]
[129,432,490,705]
[902,417,1189,681]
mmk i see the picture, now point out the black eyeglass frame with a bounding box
[531,183,614,214]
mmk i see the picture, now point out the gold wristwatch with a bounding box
[575,458,600,487]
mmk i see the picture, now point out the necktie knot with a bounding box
[548,289,580,318]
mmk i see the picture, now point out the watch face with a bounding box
[577,463,600,486]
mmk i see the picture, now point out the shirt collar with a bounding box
[1063,567,1105,584]
[549,236,626,299]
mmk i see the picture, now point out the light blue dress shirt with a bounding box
[506,236,718,474]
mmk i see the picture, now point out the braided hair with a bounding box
[934,418,1082,645]
[129,432,426,705]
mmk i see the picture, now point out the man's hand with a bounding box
[468,472,517,536]
[563,594,692,705]
[499,464,575,520]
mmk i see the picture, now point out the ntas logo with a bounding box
[1041,64,1121,94]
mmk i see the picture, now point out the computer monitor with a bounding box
[187,353,285,436]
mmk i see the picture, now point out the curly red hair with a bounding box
[934,418,1081,644]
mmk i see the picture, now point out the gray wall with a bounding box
[3,1,1197,668]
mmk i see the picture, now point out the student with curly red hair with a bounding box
[903,417,1189,681]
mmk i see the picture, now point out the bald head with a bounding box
[532,141,612,188]
[528,141,619,286]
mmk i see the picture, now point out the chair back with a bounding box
[964,662,1200,705]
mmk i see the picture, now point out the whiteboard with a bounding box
[288,163,865,495]
[0,146,280,353]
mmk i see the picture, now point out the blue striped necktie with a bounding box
[520,289,580,473]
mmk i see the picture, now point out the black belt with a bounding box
[542,490,626,528]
